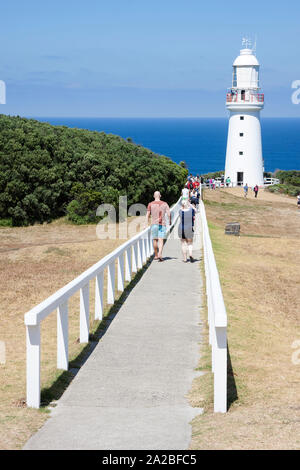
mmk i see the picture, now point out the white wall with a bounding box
[225,110,264,187]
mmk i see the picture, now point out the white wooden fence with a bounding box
[24,198,182,408]
[263,177,280,186]
[200,200,227,413]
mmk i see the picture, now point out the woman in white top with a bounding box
[182,185,190,203]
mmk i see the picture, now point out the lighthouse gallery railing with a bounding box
[226,92,264,104]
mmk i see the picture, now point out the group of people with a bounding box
[243,183,259,198]
[180,175,202,262]
[202,175,230,188]
[145,171,268,263]
[145,175,200,263]
[182,174,201,210]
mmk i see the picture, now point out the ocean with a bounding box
[35,117,300,175]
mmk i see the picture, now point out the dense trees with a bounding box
[0,115,187,226]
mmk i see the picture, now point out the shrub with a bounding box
[0,218,12,227]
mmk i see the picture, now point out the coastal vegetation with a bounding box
[0,114,187,226]
[267,170,300,197]
[200,170,224,179]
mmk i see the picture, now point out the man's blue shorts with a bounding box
[151,224,167,239]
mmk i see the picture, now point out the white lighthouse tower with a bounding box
[224,39,264,187]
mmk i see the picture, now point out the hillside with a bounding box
[0,115,187,226]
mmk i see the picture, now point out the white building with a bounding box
[224,41,264,187]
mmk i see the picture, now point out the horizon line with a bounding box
[21,115,300,119]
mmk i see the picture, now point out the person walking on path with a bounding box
[178,200,195,263]
[145,191,171,262]
[193,178,200,191]
[182,184,190,204]
[226,176,231,187]
[297,193,300,210]
[190,189,198,210]
[243,183,248,197]
[253,184,259,198]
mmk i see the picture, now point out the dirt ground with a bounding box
[189,186,300,450]
[0,218,133,449]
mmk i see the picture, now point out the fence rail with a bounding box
[200,200,227,413]
[25,198,182,408]
[202,178,280,189]
[226,92,264,104]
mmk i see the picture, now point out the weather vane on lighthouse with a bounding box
[224,40,264,187]
[242,37,252,49]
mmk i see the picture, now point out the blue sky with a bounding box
[1,0,300,117]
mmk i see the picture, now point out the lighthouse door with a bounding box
[237,172,244,185]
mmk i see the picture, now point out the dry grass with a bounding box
[0,218,138,449]
[189,187,300,449]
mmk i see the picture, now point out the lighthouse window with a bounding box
[240,116,244,120]
[239,151,243,155]
[232,66,237,87]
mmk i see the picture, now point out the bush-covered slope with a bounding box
[0,115,187,225]
[267,170,300,197]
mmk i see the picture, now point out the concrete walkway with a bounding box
[24,214,203,450]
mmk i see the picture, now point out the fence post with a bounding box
[107,261,115,304]
[137,239,142,269]
[214,326,227,413]
[26,324,41,408]
[80,283,90,343]
[57,301,69,370]
[145,230,150,258]
[142,236,147,264]
[117,255,125,292]
[149,231,154,256]
[125,248,131,282]
[132,243,137,273]
[95,271,104,321]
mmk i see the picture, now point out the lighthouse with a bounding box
[224,39,264,187]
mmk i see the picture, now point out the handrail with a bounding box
[200,199,227,413]
[24,227,151,327]
[226,93,264,103]
[25,197,182,408]
[202,179,279,188]
[226,88,264,104]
